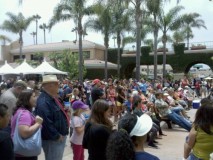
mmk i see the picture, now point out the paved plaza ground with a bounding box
[38,108,197,160]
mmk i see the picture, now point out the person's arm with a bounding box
[184,127,197,159]
[18,116,43,138]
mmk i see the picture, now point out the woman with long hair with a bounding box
[83,99,113,160]
[184,102,213,160]
[11,90,43,160]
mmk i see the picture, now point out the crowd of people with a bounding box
[0,75,212,160]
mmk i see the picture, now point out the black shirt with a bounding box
[91,86,104,104]
[83,122,111,160]
[0,130,14,160]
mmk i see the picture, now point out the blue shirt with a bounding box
[135,152,160,160]
[124,100,131,112]
[35,90,69,140]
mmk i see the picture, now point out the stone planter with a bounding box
[191,45,206,50]
[157,48,168,52]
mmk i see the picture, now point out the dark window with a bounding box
[13,55,25,61]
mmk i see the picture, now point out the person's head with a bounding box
[15,89,37,114]
[118,113,152,148]
[163,92,169,100]
[92,79,101,87]
[132,95,142,110]
[194,103,213,134]
[108,82,114,89]
[41,75,59,96]
[13,80,27,96]
[89,99,112,129]
[33,85,40,97]
[72,100,89,116]
[0,103,10,129]
[200,98,212,106]
[72,88,79,96]
[155,91,163,99]
[106,129,135,160]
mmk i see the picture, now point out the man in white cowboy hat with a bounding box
[35,75,69,160]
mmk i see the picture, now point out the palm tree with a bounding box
[85,3,112,81]
[182,13,207,50]
[30,31,36,44]
[39,23,49,44]
[110,0,133,79]
[0,35,11,45]
[158,5,184,79]
[124,0,144,80]
[49,0,92,83]
[33,14,41,45]
[0,12,33,59]
[146,0,162,82]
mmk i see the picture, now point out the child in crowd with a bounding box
[70,100,90,160]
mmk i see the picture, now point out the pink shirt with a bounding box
[11,108,35,138]
[70,116,85,145]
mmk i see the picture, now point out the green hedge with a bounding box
[173,43,185,55]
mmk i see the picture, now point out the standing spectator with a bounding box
[107,82,117,123]
[91,79,105,105]
[195,80,201,97]
[0,80,27,133]
[184,103,213,160]
[70,100,90,160]
[0,103,14,160]
[35,75,69,160]
[63,81,73,102]
[0,80,27,117]
[181,76,189,88]
[83,99,113,160]
[11,90,43,160]
[84,81,92,107]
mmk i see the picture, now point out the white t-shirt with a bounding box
[70,116,85,145]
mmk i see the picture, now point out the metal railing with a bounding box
[123,41,213,53]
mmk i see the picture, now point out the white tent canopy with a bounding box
[204,76,213,80]
[32,60,67,75]
[14,59,35,74]
[0,61,17,75]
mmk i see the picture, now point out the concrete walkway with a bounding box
[38,109,197,160]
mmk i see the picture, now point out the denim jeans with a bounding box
[188,153,202,160]
[42,136,67,160]
[167,111,192,131]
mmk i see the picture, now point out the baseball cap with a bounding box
[92,79,100,85]
[72,100,89,110]
[130,114,152,137]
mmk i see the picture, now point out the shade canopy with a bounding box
[14,59,35,74]
[0,61,17,75]
[32,60,67,75]
[204,77,213,80]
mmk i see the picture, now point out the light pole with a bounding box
[112,36,116,48]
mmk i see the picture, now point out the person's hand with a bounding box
[57,135,64,142]
[35,116,43,125]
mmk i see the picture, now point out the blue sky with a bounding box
[0,0,212,49]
